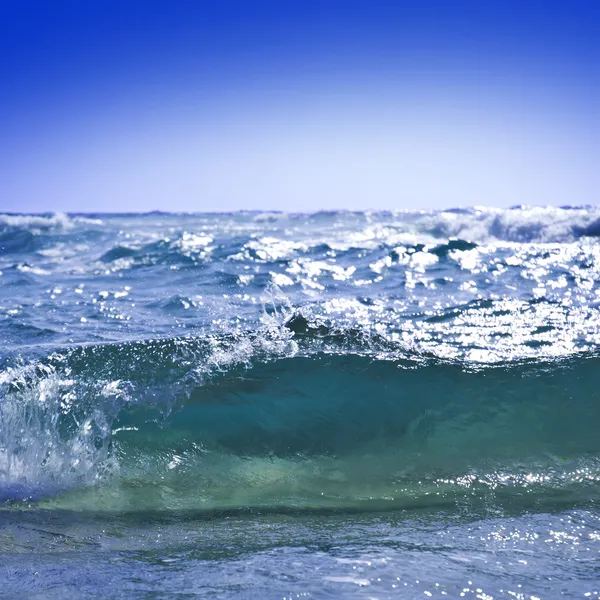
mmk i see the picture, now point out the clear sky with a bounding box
[1,0,598,213]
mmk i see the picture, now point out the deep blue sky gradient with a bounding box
[2,0,599,212]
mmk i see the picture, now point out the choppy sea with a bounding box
[1,207,600,599]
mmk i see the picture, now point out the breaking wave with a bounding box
[2,324,600,513]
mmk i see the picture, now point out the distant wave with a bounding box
[0,212,103,231]
[1,207,600,246]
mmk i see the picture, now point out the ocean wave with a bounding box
[389,206,599,244]
[1,207,600,244]
[3,207,600,283]
[298,206,600,244]
[0,213,104,262]
[2,327,600,511]
[0,229,38,254]
[0,212,103,231]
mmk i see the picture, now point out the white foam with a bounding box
[0,212,103,231]
[0,363,117,501]
[414,206,600,244]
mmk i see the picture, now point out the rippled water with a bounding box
[1,207,600,598]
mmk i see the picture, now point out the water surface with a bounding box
[1,208,600,598]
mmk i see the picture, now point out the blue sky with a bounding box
[1,0,598,213]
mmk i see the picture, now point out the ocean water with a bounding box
[1,207,600,599]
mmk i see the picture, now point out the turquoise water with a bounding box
[1,208,600,598]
